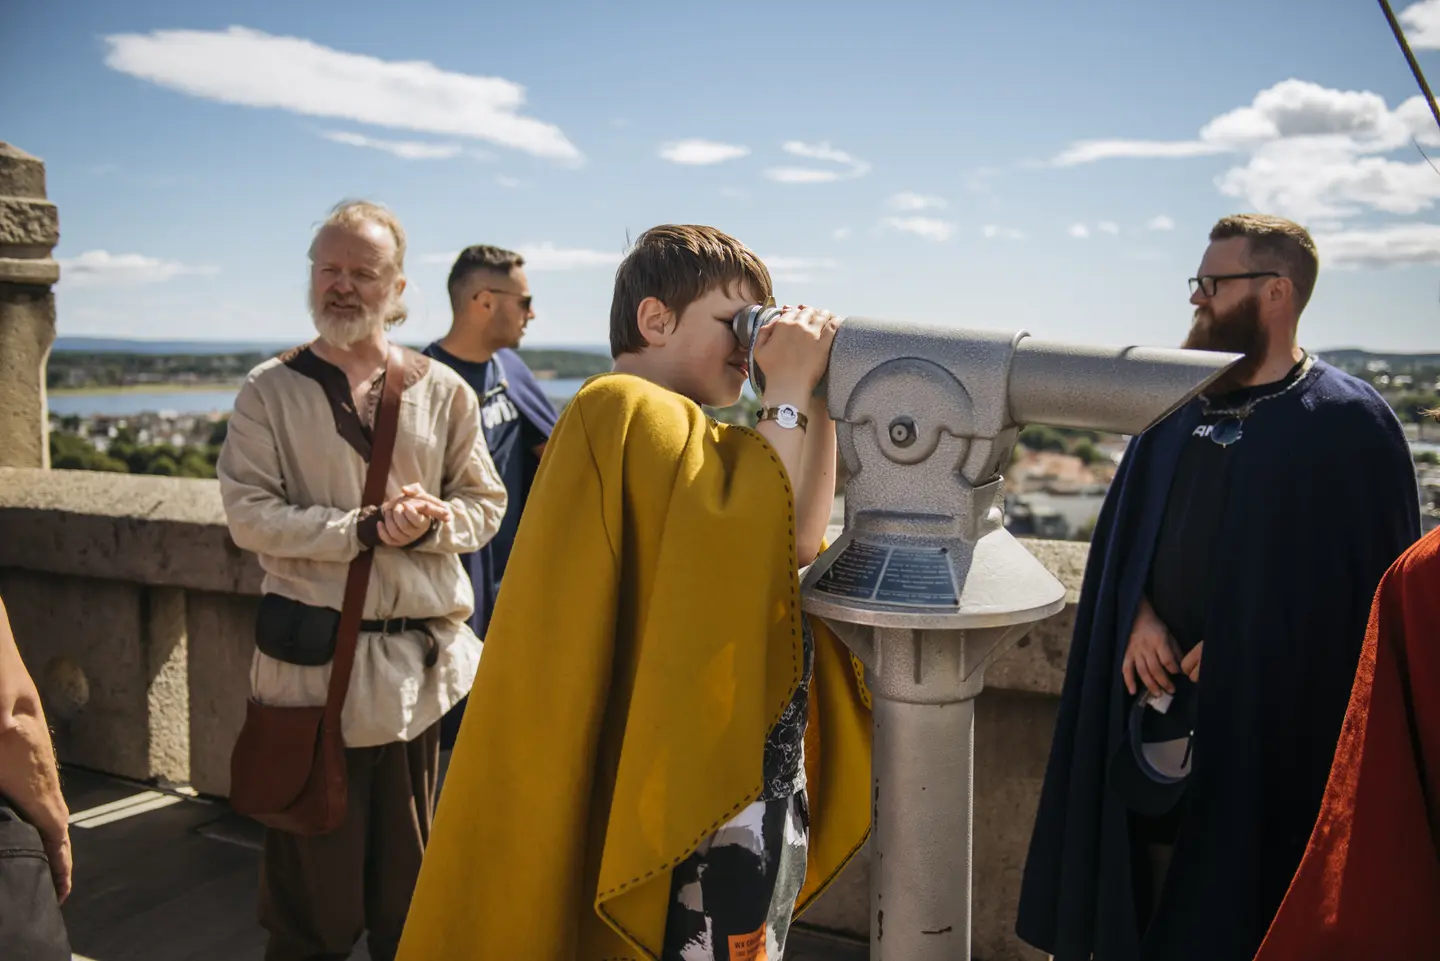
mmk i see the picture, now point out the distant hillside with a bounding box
[54,336,611,356]
[1316,348,1440,373]
[54,337,293,355]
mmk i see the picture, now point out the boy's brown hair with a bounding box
[609,224,773,357]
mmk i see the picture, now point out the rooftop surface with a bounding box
[58,763,867,961]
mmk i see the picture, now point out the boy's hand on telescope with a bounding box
[753,304,840,396]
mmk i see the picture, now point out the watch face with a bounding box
[776,404,799,429]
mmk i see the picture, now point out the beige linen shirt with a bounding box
[217,344,507,747]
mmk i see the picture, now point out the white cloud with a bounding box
[1068,224,1091,239]
[1313,222,1440,268]
[1400,0,1440,48]
[783,141,862,164]
[1053,140,1228,166]
[982,224,1026,240]
[423,243,621,271]
[763,255,841,284]
[765,167,849,184]
[103,26,581,162]
[1098,220,1120,235]
[885,217,955,242]
[514,243,623,271]
[58,251,219,286]
[764,256,840,271]
[1050,78,1440,223]
[764,140,871,183]
[321,130,462,160]
[1214,140,1440,218]
[1147,215,1176,231]
[832,227,854,240]
[890,191,947,211]
[659,139,750,165]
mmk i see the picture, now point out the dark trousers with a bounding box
[0,801,70,961]
[259,723,440,961]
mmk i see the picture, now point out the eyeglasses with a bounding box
[476,288,533,311]
[1188,272,1280,297]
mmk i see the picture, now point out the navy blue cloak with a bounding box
[1015,360,1421,961]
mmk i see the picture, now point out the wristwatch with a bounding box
[757,404,807,431]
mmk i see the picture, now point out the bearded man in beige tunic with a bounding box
[217,200,507,961]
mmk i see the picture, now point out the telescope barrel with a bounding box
[1007,339,1242,436]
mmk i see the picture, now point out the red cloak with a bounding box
[1254,524,1440,960]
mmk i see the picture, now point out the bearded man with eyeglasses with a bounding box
[423,246,559,751]
[1017,213,1422,961]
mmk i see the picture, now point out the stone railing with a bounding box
[0,468,260,795]
[0,466,1090,960]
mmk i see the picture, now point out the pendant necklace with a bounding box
[1199,353,1316,448]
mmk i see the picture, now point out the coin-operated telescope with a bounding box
[733,308,1239,961]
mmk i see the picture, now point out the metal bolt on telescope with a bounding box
[733,308,1240,961]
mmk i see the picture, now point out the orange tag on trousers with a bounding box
[727,926,767,961]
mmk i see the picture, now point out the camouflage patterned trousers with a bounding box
[661,791,810,961]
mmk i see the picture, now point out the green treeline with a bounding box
[50,420,229,478]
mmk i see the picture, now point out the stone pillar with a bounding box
[0,142,59,469]
[145,586,192,785]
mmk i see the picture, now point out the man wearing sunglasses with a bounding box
[1018,213,1421,961]
[424,245,558,749]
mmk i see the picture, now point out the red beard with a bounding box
[1183,294,1267,395]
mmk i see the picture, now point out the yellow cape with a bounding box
[396,372,872,960]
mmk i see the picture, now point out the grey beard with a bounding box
[312,307,383,349]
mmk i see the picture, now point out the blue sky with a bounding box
[3,0,1438,352]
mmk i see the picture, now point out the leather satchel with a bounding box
[227,345,405,836]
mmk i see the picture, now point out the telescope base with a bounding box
[870,695,975,961]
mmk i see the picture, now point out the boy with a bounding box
[396,225,873,961]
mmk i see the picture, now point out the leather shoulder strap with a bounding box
[325,345,406,728]
[364,346,406,503]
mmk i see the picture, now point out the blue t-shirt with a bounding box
[422,343,558,635]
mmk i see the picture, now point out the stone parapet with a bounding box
[0,468,261,594]
[0,468,1091,959]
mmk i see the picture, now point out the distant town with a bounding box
[45,342,1440,539]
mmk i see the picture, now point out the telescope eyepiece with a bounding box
[731,303,784,349]
[731,304,785,396]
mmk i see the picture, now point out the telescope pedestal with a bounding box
[872,694,975,959]
[819,613,1056,961]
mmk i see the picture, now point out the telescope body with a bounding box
[796,317,1238,960]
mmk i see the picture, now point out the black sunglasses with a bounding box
[476,288,533,311]
[1188,272,1280,297]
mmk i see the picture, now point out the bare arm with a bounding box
[754,393,810,555]
[794,393,837,566]
[751,306,841,567]
[755,392,835,568]
[0,596,71,903]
